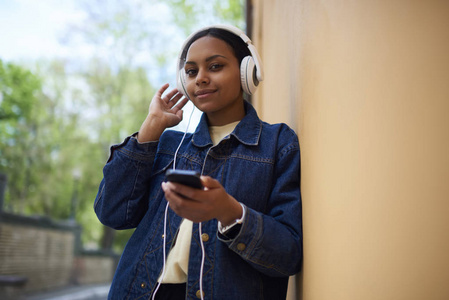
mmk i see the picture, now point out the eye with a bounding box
[210,63,223,71]
[185,68,197,77]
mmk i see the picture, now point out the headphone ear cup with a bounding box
[240,56,258,95]
[177,70,189,99]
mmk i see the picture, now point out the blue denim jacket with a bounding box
[94,101,302,300]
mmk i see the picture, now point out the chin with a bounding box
[194,105,214,114]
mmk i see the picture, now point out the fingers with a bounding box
[156,83,170,98]
[164,87,182,103]
[157,83,187,111]
[162,182,209,222]
[162,178,235,223]
[167,93,185,109]
[162,181,201,201]
[172,97,189,114]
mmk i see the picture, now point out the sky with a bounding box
[0,0,86,62]
[0,0,197,87]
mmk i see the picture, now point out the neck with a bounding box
[206,101,245,126]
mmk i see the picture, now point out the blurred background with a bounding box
[4,1,449,300]
[0,0,245,298]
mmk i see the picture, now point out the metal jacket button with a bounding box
[237,243,246,251]
[201,233,209,242]
[196,290,205,298]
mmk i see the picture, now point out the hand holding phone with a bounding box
[165,169,203,189]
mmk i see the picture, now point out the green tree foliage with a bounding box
[0,58,152,250]
[80,59,154,250]
[34,59,153,248]
[0,60,40,121]
[166,0,246,35]
[0,59,43,212]
[1,59,90,217]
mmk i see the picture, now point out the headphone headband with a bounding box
[176,24,264,97]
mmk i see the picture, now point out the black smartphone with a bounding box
[165,169,203,189]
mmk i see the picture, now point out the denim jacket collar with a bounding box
[192,101,262,147]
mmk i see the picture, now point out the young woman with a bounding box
[94,25,302,300]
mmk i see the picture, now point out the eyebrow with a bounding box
[185,54,228,66]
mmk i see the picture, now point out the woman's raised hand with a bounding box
[137,84,189,143]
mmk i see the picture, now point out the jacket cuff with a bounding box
[107,132,159,162]
[217,205,263,257]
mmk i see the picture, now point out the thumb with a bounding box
[200,176,221,189]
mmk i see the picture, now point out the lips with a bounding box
[194,89,217,97]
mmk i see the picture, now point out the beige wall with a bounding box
[250,0,449,299]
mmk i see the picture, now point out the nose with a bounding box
[195,69,209,85]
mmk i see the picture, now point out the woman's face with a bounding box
[184,35,245,126]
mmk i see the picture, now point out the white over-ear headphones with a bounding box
[176,24,264,98]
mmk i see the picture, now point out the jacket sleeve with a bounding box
[94,134,159,230]
[218,137,302,277]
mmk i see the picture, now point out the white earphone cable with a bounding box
[173,103,195,170]
[151,201,170,300]
[198,223,206,300]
